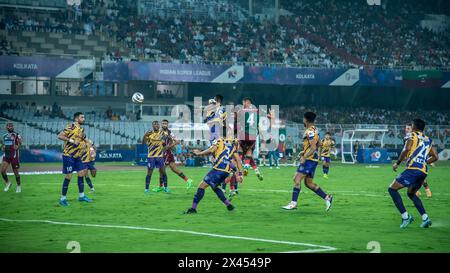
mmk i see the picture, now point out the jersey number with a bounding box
[414,142,430,164]
[247,113,255,126]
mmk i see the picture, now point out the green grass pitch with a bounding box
[1,162,449,253]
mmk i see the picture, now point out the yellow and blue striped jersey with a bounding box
[80,140,95,163]
[62,123,85,158]
[405,131,433,174]
[212,137,238,173]
[144,130,166,158]
[206,105,227,125]
[321,138,335,157]
[303,126,320,162]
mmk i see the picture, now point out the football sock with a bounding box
[422,214,429,221]
[250,158,257,170]
[85,177,93,189]
[145,175,151,190]
[408,192,426,215]
[61,178,70,196]
[178,172,188,181]
[221,182,226,191]
[163,174,168,188]
[1,172,8,183]
[192,188,205,209]
[314,187,328,199]
[213,187,230,206]
[401,212,409,220]
[15,176,21,186]
[292,187,300,202]
[159,175,164,187]
[77,176,84,196]
[388,188,407,214]
[244,156,251,166]
[323,166,329,174]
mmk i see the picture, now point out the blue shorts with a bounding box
[203,169,230,188]
[297,160,318,178]
[396,169,427,188]
[62,155,83,174]
[147,157,165,169]
[83,161,96,171]
[322,156,331,163]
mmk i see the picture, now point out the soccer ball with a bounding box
[132,92,144,104]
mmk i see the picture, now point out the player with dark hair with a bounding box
[235,97,263,181]
[1,122,22,193]
[142,120,167,194]
[57,112,93,206]
[185,137,243,214]
[320,132,337,179]
[283,112,333,211]
[152,119,193,192]
[389,119,438,228]
[404,123,433,198]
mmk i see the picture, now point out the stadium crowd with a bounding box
[282,0,450,68]
[1,0,449,68]
[282,106,450,125]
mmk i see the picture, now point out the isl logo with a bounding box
[371,151,381,161]
[228,70,237,79]
[367,0,381,5]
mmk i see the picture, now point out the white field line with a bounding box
[6,170,145,176]
[0,217,337,253]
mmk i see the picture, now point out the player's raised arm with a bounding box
[193,144,217,156]
[427,145,439,165]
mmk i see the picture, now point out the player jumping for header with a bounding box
[283,112,333,211]
[235,97,263,181]
[388,119,438,229]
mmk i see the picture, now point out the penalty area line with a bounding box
[0,217,337,253]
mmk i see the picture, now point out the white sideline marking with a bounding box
[7,171,62,175]
[0,218,336,253]
[6,170,144,176]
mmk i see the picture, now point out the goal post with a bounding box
[341,125,389,164]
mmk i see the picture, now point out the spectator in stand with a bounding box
[106,106,113,119]
[34,110,42,117]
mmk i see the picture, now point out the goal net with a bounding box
[341,125,389,164]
